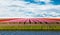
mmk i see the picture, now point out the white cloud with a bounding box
[0,0,60,18]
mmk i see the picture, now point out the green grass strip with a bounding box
[0,25,60,31]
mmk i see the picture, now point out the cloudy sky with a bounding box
[0,0,60,18]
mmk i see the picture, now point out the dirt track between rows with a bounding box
[0,22,60,26]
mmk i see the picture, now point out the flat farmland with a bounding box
[0,18,60,31]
